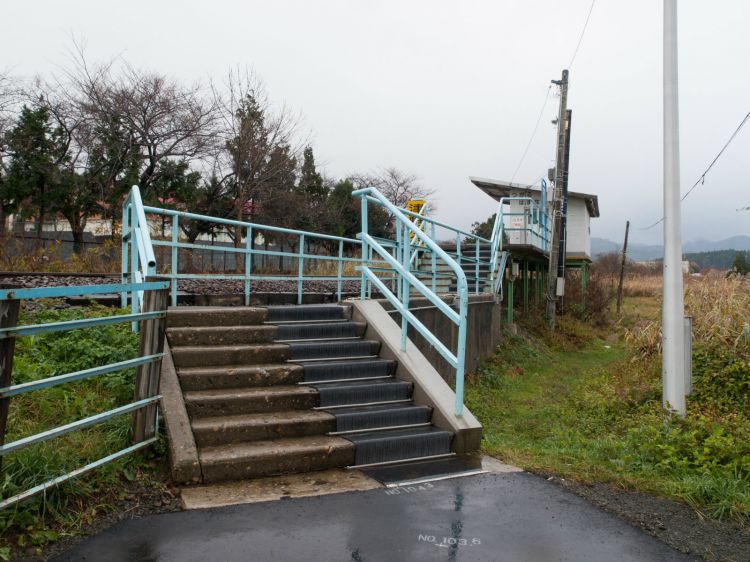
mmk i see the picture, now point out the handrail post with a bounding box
[337,240,344,302]
[130,202,140,321]
[474,240,480,294]
[431,222,437,294]
[455,290,468,417]
[400,222,409,351]
[297,234,305,305]
[171,215,179,307]
[360,197,368,300]
[245,226,253,306]
[396,220,403,301]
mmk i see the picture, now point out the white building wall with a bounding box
[564,197,591,259]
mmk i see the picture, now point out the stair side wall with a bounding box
[160,340,203,483]
[349,299,483,454]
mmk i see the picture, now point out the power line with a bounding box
[510,86,552,183]
[641,109,750,230]
[568,0,597,69]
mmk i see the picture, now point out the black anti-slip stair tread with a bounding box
[330,404,432,432]
[315,380,412,407]
[301,358,397,382]
[345,426,453,465]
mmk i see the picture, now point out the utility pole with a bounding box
[616,220,630,315]
[663,0,686,416]
[546,69,569,329]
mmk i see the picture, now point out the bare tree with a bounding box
[212,68,307,249]
[349,167,435,208]
[67,46,219,193]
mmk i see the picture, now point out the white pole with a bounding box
[662,0,686,416]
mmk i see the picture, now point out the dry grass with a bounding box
[622,274,662,297]
[624,273,750,357]
[0,236,120,273]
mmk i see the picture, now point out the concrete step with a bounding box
[177,364,303,391]
[167,306,266,328]
[184,386,318,417]
[192,410,336,446]
[288,340,380,361]
[266,305,349,323]
[167,325,277,347]
[274,321,366,342]
[171,344,289,368]
[199,435,354,481]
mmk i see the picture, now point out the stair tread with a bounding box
[192,410,333,431]
[345,426,451,443]
[200,435,352,461]
[326,403,429,415]
[172,343,288,352]
[178,363,299,376]
[185,385,316,401]
[313,379,409,390]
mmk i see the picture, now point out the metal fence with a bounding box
[0,280,169,510]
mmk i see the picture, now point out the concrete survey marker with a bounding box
[55,472,691,562]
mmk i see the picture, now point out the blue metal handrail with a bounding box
[353,187,468,417]
[0,280,169,510]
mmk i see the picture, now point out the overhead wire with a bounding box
[509,0,596,185]
[640,109,750,230]
[568,0,597,69]
[510,86,552,183]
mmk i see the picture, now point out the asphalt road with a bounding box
[54,472,693,562]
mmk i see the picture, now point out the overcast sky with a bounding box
[2,0,749,244]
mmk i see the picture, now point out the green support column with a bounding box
[523,260,529,313]
[507,276,514,324]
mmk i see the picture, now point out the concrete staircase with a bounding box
[166,305,454,483]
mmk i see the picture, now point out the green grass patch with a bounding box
[466,311,750,524]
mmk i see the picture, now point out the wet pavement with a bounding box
[54,472,693,561]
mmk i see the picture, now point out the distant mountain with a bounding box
[592,235,750,262]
